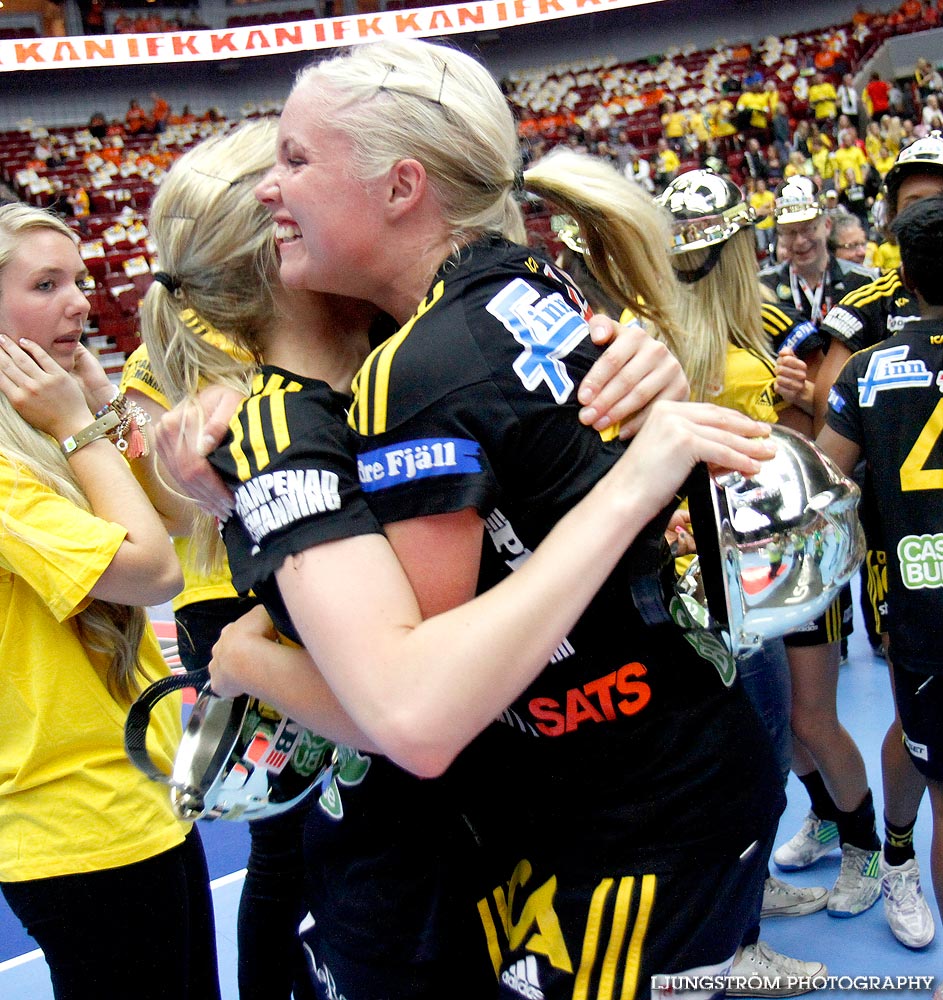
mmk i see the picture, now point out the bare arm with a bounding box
[815,424,861,477]
[261,402,775,778]
[812,341,852,436]
[0,337,181,605]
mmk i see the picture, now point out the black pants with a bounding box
[175,595,259,673]
[239,800,317,1000]
[2,827,219,1000]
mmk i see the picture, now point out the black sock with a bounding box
[837,788,881,851]
[883,813,917,867]
[798,770,839,822]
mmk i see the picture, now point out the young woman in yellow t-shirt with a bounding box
[0,204,219,999]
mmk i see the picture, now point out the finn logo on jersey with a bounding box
[487,278,590,403]
[857,345,934,406]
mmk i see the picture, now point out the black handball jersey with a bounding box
[827,319,943,673]
[209,368,486,979]
[209,366,382,641]
[762,300,828,359]
[349,236,783,868]
[820,268,920,355]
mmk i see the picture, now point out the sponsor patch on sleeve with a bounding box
[357,437,482,492]
[827,386,846,413]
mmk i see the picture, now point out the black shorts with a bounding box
[783,584,853,648]
[892,660,943,781]
[481,826,774,1000]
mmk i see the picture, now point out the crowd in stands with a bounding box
[501,1,943,269]
[0,96,280,374]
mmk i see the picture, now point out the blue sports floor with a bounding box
[1,603,939,999]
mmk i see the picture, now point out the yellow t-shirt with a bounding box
[662,110,688,139]
[808,82,838,120]
[121,344,240,612]
[0,456,188,881]
[750,190,776,230]
[831,145,869,188]
[709,100,737,138]
[872,241,902,273]
[811,148,834,181]
[657,148,681,175]
[736,91,769,129]
[712,345,785,423]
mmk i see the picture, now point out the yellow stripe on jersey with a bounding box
[834,270,901,310]
[574,878,614,1000]
[622,875,655,1000]
[761,302,794,339]
[572,873,656,1000]
[599,878,632,1000]
[227,372,303,480]
[245,394,268,472]
[349,279,445,435]
[229,407,250,482]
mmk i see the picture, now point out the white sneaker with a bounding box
[761,875,828,917]
[773,811,839,871]
[726,941,826,997]
[881,854,935,948]
[827,844,881,917]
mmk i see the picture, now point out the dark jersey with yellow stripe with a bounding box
[209,366,381,641]
[820,267,920,354]
[761,301,827,359]
[349,236,782,869]
[208,366,493,986]
[827,319,943,673]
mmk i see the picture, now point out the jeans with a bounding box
[2,828,219,1000]
[736,638,792,946]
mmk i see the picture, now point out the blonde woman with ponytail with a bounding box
[154,37,786,998]
[0,203,219,1000]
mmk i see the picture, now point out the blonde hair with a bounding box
[141,119,278,404]
[0,203,148,702]
[140,120,280,570]
[294,40,682,352]
[524,149,685,357]
[669,227,773,403]
[297,39,525,245]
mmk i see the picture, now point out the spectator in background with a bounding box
[922,95,942,129]
[809,72,839,135]
[653,136,680,192]
[88,112,108,141]
[827,209,875,272]
[150,93,170,135]
[865,71,892,122]
[743,136,770,182]
[125,99,146,136]
[772,101,792,163]
[750,177,777,257]
[623,146,655,193]
[838,72,865,135]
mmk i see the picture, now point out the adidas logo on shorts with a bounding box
[502,956,545,999]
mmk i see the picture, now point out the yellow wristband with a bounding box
[60,410,120,457]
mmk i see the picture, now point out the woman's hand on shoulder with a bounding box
[577,316,689,440]
[0,335,93,440]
